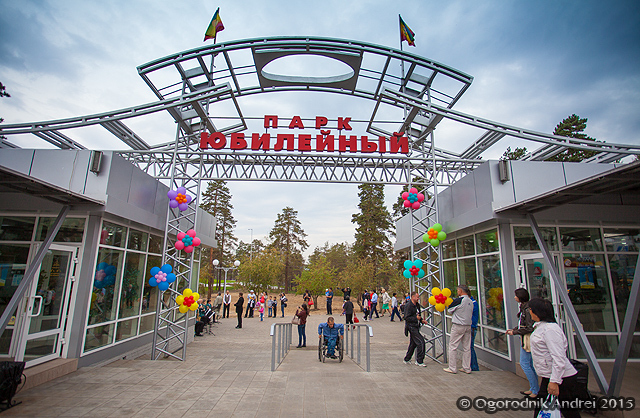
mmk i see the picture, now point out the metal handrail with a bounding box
[344,324,373,372]
[270,322,293,371]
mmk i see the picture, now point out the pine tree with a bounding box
[268,207,308,291]
[548,114,600,162]
[199,180,237,298]
[351,183,394,274]
[501,146,528,160]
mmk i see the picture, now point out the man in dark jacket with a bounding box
[403,291,427,367]
[235,292,244,329]
[343,296,354,327]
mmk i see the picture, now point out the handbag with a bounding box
[308,299,313,306]
[353,315,359,323]
[523,333,531,352]
[292,315,301,325]
[536,395,561,418]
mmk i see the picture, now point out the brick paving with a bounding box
[5,310,583,417]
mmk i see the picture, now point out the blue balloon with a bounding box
[418,270,425,278]
[150,266,160,276]
[403,260,413,269]
[161,264,173,274]
[149,277,157,287]
[158,282,170,291]
[414,259,423,269]
[166,273,177,283]
[403,270,412,279]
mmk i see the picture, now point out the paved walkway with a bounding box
[5,311,597,417]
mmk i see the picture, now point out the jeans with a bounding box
[260,312,263,321]
[470,328,479,371]
[327,300,332,314]
[297,324,306,346]
[390,306,402,321]
[519,346,540,395]
[370,302,379,318]
[326,336,337,356]
[281,304,285,317]
[268,307,272,317]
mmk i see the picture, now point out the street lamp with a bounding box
[213,259,241,293]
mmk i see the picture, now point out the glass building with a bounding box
[395,160,640,373]
[0,150,215,369]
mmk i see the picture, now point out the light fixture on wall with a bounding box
[89,150,103,174]
[498,159,510,182]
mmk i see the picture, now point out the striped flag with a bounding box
[204,7,225,42]
[399,15,415,47]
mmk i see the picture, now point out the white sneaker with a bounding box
[415,362,427,367]
[403,360,411,364]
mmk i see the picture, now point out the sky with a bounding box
[1,0,639,258]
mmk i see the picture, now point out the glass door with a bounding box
[16,245,75,367]
[519,253,569,333]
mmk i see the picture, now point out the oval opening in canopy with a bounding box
[261,54,354,84]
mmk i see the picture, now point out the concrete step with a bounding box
[21,358,77,391]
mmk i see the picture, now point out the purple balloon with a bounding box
[186,195,193,203]
[169,200,179,208]
[177,187,187,195]
[178,203,189,211]
[167,190,178,199]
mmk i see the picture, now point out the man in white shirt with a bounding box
[222,290,231,318]
[444,285,474,374]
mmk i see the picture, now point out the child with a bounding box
[258,302,264,321]
[267,298,273,317]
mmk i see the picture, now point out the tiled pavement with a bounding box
[5,311,601,417]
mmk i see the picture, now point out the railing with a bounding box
[345,324,373,372]
[270,323,293,371]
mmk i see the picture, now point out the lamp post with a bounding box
[213,259,241,294]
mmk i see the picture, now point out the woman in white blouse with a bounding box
[528,297,581,418]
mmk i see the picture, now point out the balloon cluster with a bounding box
[428,287,453,312]
[176,288,200,314]
[402,187,425,210]
[148,264,177,291]
[94,262,116,289]
[168,187,192,211]
[403,259,425,279]
[175,229,201,253]
[423,223,447,246]
[487,287,504,311]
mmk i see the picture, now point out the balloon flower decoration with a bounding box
[168,187,192,212]
[402,187,425,210]
[94,262,117,289]
[148,264,177,291]
[175,229,201,253]
[428,287,453,312]
[423,223,447,247]
[176,288,200,314]
[403,259,425,279]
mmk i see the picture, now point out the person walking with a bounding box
[390,292,402,322]
[370,289,379,319]
[222,290,231,318]
[403,291,427,367]
[362,294,370,321]
[529,297,581,418]
[214,292,223,318]
[506,288,539,398]
[295,303,309,347]
[380,288,391,316]
[280,293,288,318]
[470,294,480,371]
[234,292,244,329]
[343,296,354,328]
[443,285,474,374]
[326,288,333,314]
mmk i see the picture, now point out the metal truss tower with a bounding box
[2,37,639,362]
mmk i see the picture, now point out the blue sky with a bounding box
[1,0,639,256]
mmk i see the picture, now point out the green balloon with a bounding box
[433,223,442,232]
[437,231,447,241]
[422,233,430,243]
[430,238,440,246]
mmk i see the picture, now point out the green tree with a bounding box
[268,206,308,291]
[237,248,284,293]
[296,256,336,309]
[351,183,394,273]
[0,82,10,141]
[236,239,265,261]
[199,180,237,298]
[308,242,352,276]
[337,258,375,311]
[548,114,600,162]
[501,146,528,160]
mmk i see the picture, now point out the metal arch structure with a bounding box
[2,37,640,362]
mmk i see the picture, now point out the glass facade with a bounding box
[442,228,508,356]
[514,225,640,360]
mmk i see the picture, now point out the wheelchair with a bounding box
[318,334,343,363]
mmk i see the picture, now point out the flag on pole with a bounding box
[399,15,415,46]
[204,7,225,42]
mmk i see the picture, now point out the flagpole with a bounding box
[399,15,407,119]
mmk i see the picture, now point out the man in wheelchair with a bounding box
[318,317,344,360]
